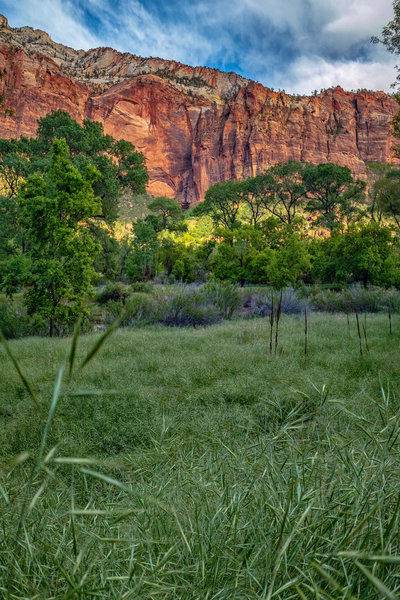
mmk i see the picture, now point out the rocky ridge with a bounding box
[0,14,398,204]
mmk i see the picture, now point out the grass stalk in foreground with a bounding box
[0,314,399,598]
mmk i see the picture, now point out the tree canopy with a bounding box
[303,163,366,230]
[0,110,148,224]
[18,138,101,335]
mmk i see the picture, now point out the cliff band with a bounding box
[0,14,397,205]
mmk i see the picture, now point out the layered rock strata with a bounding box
[0,15,397,204]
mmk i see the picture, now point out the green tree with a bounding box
[147,196,186,231]
[0,110,148,224]
[0,138,31,198]
[91,225,122,281]
[372,1,400,88]
[126,218,159,281]
[18,139,101,336]
[210,226,267,284]
[303,163,365,231]
[239,162,307,227]
[366,162,396,223]
[312,224,393,287]
[240,175,269,226]
[373,169,400,228]
[196,180,242,230]
[262,161,307,225]
[266,235,311,289]
[171,258,185,281]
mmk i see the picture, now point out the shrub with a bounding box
[96,282,130,304]
[0,302,47,339]
[202,280,241,319]
[243,287,309,317]
[104,293,154,326]
[131,281,152,294]
[308,285,400,313]
[153,289,222,327]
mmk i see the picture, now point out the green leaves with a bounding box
[373,169,400,228]
[17,139,101,335]
[303,162,366,230]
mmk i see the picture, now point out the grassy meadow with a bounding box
[1,313,400,598]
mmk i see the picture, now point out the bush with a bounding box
[0,302,47,339]
[131,281,152,294]
[96,282,130,305]
[104,294,154,326]
[308,285,400,313]
[202,280,241,319]
[243,287,309,317]
[153,289,222,327]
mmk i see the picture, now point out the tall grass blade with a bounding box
[304,308,308,356]
[68,317,82,377]
[79,467,131,494]
[0,480,9,504]
[269,295,274,354]
[265,502,313,599]
[80,320,119,370]
[355,560,397,600]
[39,366,64,458]
[311,561,357,598]
[0,329,40,409]
[354,308,363,356]
[15,366,64,541]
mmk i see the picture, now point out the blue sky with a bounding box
[0,0,397,94]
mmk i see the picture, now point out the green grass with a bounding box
[1,314,400,598]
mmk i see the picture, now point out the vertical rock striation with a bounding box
[0,15,398,205]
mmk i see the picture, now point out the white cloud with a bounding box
[0,0,398,94]
[324,0,394,40]
[277,55,399,95]
[1,0,99,50]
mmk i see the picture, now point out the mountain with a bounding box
[0,14,398,205]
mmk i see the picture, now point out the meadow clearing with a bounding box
[0,313,400,599]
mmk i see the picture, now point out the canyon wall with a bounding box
[0,15,397,205]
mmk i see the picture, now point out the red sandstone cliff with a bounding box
[0,14,398,205]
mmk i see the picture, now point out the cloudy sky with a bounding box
[0,0,397,94]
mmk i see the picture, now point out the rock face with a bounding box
[0,14,398,205]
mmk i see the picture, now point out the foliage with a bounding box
[266,234,311,289]
[303,163,366,230]
[366,162,396,223]
[18,139,101,336]
[96,282,131,305]
[0,138,31,197]
[242,287,309,316]
[372,0,400,87]
[373,168,400,228]
[241,161,307,225]
[126,218,159,281]
[104,293,154,326]
[0,301,47,339]
[202,280,241,318]
[155,70,211,88]
[147,196,185,231]
[311,224,399,287]
[153,288,222,327]
[308,285,400,312]
[210,226,265,284]
[195,180,243,230]
[0,110,148,224]
[90,223,122,280]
